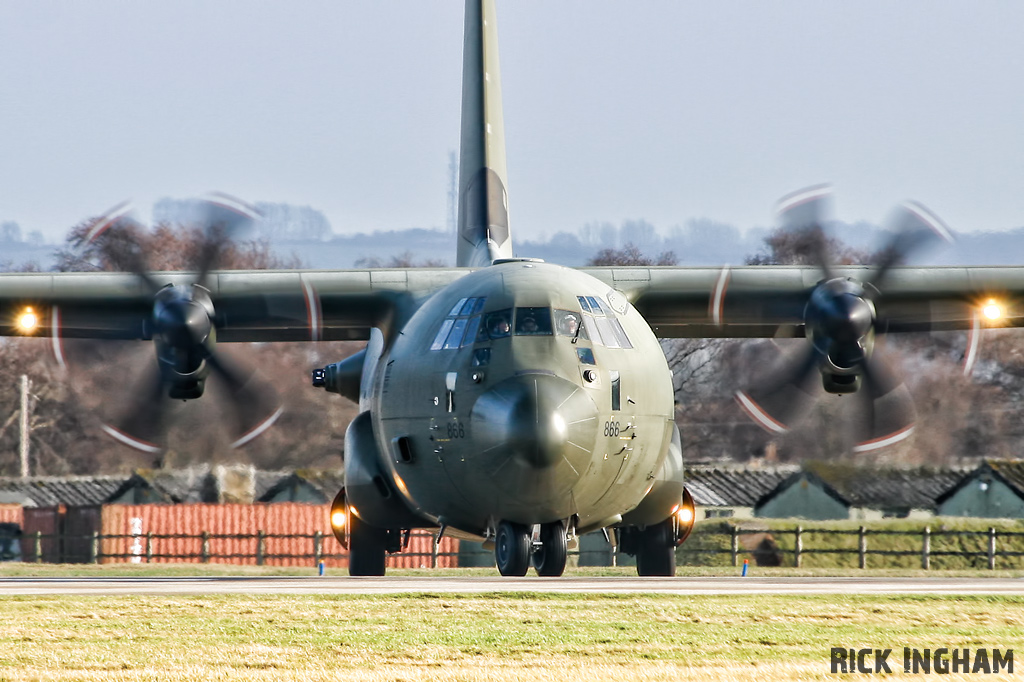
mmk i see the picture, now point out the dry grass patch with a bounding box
[0,594,1021,681]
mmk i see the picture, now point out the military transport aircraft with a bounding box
[0,0,1018,577]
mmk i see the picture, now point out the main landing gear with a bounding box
[619,517,677,577]
[494,520,569,577]
[348,513,388,576]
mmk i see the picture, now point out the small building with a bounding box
[755,464,965,521]
[936,460,1024,519]
[107,466,287,505]
[258,470,345,504]
[684,464,796,520]
[0,475,128,507]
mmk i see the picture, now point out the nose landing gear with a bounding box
[532,521,568,577]
[494,519,570,577]
[495,520,531,576]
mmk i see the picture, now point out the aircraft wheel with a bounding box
[348,514,388,576]
[495,520,531,576]
[636,518,676,577]
[533,521,568,577]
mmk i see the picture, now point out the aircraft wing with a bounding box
[0,268,472,342]
[0,265,1021,342]
[581,265,1024,338]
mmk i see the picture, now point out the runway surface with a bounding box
[2,576,1023,596]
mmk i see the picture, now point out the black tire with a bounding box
[636,518,676,577]
[495,520,531,576]
[348,514,388,576]
[533,521,567,577]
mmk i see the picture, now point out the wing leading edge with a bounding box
[0,264,1021,342]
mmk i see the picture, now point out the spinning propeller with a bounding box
[736,185,953,452]
[75,194,282,454]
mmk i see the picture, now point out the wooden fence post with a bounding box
[988,527,997,571]
[145,532,153,563]
[794,525,803,568]
[731,525,739,567]
[201,531,210,563]
[34,531,41,563]
[314,531,322,566]
[90,531,99,564]
[256,530,265,566]
[922,526,931,570]
[858,526,867,570]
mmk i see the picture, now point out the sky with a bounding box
[2,1,1023,244]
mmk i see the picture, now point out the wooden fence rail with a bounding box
[695,525,1024,570]
[21,530,460,567]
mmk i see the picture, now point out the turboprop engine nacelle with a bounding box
[343,411,426,529]
[311,349,366,403]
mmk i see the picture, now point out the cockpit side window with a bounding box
[576,347,596,365]
[485,309,512,339]
[555,309,588,340]
[462,315,482,347]
[432,297,488,350]
[514,307,553,336]
[575,295,632,349]
[442,318,469,349]
[430,319,455,350]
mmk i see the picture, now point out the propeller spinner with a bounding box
[79,195,282,453]
[736,186,953,452]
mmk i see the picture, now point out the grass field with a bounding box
[2,562,1024,579]
[1,591,1022,681]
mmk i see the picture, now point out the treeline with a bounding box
[2,219,1024,476]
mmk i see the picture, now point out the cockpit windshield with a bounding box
[514,307,553,336]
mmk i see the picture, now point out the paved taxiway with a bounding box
[1,576,1023,596]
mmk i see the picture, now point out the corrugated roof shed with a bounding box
[935,459,1024,504]
[802,463,968,510]
[988,459,1024,496]
[110,467,290,504]
[684,464,797,507]
[257,470,344,503]
[0,476,128,507]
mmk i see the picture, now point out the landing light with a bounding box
[16,307,38,334]
[676,507,694,525]
[331,510,346,529]
[982,299,1003,321]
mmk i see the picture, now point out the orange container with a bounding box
[96,503,460,568]
[21,506,62,562]
[0,504,21,527]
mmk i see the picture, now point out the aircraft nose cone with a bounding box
[471,373,598,498]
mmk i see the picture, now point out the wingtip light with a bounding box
[982,299,1004,322]
[16,307,39,334]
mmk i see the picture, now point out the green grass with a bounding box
[681,517,1024,570]
[0,593,1021,681]
[2,563,1024,579]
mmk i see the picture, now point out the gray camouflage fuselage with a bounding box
[364,261,675,535]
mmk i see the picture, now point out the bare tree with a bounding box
[587,242,677,266]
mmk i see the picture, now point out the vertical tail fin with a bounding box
[457,0,513,267]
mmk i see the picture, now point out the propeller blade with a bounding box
[775,184,835,276]
[870,201,954,290]
[204,350,282,448]
[101,364,168,454]
[851,352,916,453]
[83,201,163,295]
[194,193,261,288]
[735,345,821,434]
